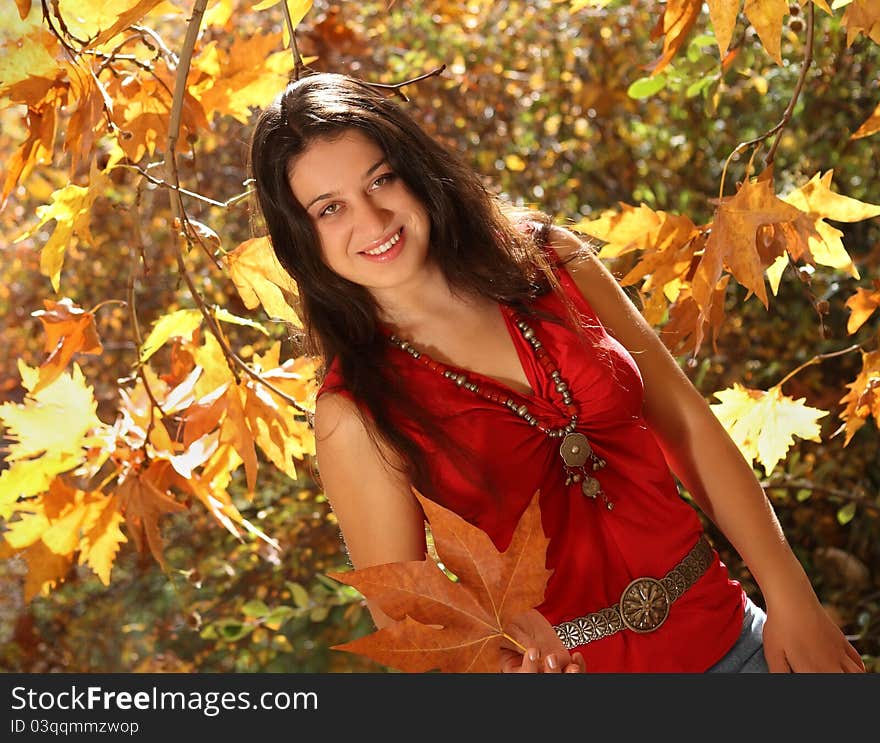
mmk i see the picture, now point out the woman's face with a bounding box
[287,129,432,295]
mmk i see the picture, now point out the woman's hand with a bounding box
[499,609,587,673]
[762,593,865,673]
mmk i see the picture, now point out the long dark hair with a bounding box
[249,72,585,497]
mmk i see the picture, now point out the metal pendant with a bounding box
[581,477,600,499]
[560,432,591,468]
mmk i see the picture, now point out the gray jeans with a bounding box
[706,597,770,673]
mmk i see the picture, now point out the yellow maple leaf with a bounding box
[841,0,880,46]
[78,493,127,585]
[15,165,110,291]
[1,361,104,463]
[781,170,880,279]
[744,0,787,65]
[55,0,167,49]
[837,349,880,445]
[226,237,301,326]
[140,308,203,363]
[707,0,742,58]
[710,383,827,475]
[190,34,295,123]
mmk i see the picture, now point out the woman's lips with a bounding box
[359,227,405,263]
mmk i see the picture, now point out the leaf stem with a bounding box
[500,632,528,654]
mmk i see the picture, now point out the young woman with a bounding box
[249,72,865,673]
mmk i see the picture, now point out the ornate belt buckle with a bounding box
[619,577,670,633]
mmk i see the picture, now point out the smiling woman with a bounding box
[248,73,865,674]
[286,130,432,295]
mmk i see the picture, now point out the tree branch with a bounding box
[164,0,310,416]
[719,4,815,197]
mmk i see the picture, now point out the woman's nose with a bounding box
[357,197,392,236]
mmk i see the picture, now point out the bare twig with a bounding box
[279,0,308,80]
[765,4,815,166]
[115,163,253,209]
[761,477,879,515]
[364,65,448,102]
[127,227,169,437]
[131,24,179,65]
[776,344,861,389]
[164,0,310,415]
[719,4,815,197]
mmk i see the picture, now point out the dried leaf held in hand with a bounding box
[328,490,551,673]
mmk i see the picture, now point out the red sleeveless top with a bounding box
[318,247,745,672]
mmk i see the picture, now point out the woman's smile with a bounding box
[360,226,405,261]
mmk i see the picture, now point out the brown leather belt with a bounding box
[553,535,714,650]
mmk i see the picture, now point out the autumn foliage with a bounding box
[0,0,879,672]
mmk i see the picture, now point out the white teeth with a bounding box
[363,229,401,256]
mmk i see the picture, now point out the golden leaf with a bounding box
[15,165,110,291]
[190,34,295,123]
[30,297,103,394]
[851,100,880,140]
[78,494,127,585]
[841,0,880,46]
[0,361,104,464]
[56,0,166,49]
[226,237,301,326]
[744,0,788,65]
[648,0,702,75]
[116,465,187,569]
[693,171,801,343]
[221,384,259,494]
[780,170,880,278]
[837,349,880,445]
[845,284,880,334]
[707,0,743,58]
[710,383,827,475]
[140,309,203,363]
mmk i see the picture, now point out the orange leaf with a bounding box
[15,0,31,20]
[842,0,880,46]
[845,283,880,334]
[837,350,880,445]
[694,170,800,333]
[328,490,551,673]
[21,540,73,602]
[660,276,730,356]
[30,298,103,394]
[92,1,165,48]
[116,465,187,569]
[852,100,880,140]
[648,0,702,75]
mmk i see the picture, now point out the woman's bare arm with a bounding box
[314,391,428,629]
[546,225,864,671]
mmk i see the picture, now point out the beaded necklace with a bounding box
[387,305,612,510]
